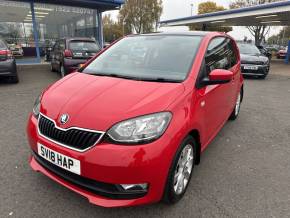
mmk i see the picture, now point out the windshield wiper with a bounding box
[86,73,181,83]
[140,77,181,83]
[87,72,145,81]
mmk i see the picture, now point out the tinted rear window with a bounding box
[69,41,99,51]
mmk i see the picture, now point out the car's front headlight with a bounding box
[32,94,41,118]
[107,112,172,144]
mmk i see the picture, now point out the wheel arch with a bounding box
[241,84,244,102]
[188,129,201,165]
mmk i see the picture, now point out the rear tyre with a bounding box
[8,74,19,84]
[259,74,267,79]
[229,90,242,120]
[163,136,196,204]
[60,63,66,78]
[50,63,56,72]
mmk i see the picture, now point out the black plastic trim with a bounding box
[32,151,147,200]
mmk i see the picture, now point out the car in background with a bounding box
[276,48,287,59]
[237,43,270,79]
[257,45,272,60]
[50,38,100,77]
[266,46,278,53]
[27,32,244,207]
[104,42,111,48]
[9,44,24,57]
[0,38,18,83]
[43,40,55,61]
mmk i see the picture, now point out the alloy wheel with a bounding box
[60,65,65,78]
[173,144,194,195]
[235,93,241,116]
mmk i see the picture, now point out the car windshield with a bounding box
[69,41,100,51]
[82,35,203,82]
[238,43,261,55]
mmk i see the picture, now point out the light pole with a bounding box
[190,3,194,16]
[122,14,129,36]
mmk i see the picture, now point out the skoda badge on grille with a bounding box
[60,114,69,124]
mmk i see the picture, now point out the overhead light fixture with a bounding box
[29,11,49,15]
[27,14,46,18]
[210,20,226,24]
[25,17,43,21]
[261,20,281,24]
[256,14,278,19]
[34,7,54,12]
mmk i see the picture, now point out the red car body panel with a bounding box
[27,32,243,207]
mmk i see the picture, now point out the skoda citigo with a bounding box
[27,32,244,207]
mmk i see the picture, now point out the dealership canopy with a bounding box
[160,1,290,28]
[15,0,124,10]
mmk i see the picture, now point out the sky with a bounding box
[104,0,282,40]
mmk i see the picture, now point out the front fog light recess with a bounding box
[120,183,148,191]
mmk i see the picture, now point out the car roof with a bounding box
[237,42,256,46]
[136,31,215,37]
[61,37,96,42]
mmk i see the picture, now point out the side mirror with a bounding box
[202,69,233,86]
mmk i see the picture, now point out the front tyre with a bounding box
[50,63,56,72]
[163,136,196,204]
[229,90,242,120]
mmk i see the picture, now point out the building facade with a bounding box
[0,0,124,63]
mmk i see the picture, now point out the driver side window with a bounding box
[205,37,232,75]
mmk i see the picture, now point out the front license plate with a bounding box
[37,143,81,175]
[244,65,258,70]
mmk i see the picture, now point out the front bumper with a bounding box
[27,114,177,207]
[241,64,269,76]
[0,59,17,77]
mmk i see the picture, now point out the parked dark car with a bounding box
[0,38,18,83]
[50,38,100,77]
[237,43,270,79]
[257,45,272,60]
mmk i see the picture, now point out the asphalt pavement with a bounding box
[0,60,290,218]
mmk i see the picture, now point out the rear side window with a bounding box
[0,40,7,50]
[69,41,99,51]
[205,37,237,74]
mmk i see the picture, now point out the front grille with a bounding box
[33,151,147,199]
[38,115,104,151]
[241,61,264,65]
[242,69,265,74]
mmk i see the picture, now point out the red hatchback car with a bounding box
[27,32,244,207]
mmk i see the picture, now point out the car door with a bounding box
[196,37,237,146]
[55,40,65,67]
[51,41,59,68]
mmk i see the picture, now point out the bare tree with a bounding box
[119,0,163,34]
